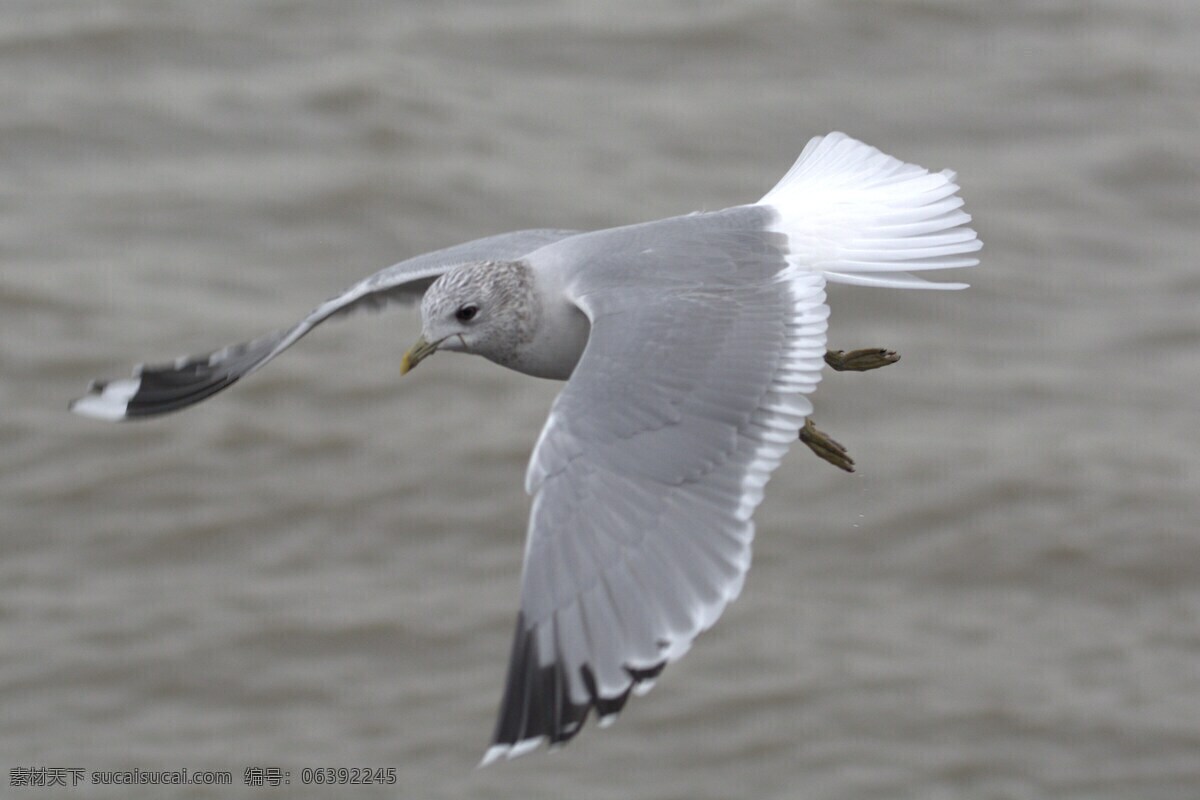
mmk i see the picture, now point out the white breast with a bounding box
[508,266,591,380]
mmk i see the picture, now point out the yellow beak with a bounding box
[403,335,441,376]
[401,334,439,375]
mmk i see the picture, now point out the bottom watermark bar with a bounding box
[10,766,399,789]
[10,767,233,787]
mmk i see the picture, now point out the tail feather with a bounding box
[757,132,981,290]
[821,271,968,291]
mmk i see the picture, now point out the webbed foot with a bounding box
[800,418,855,473]
[824,348,900,372]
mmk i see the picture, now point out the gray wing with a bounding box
[484,207,829,762]
[70,228,578,420]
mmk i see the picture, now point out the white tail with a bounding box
[757,132,981,290]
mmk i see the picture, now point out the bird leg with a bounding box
[800,419,855,473]
[824,348,900,372]
[800,348,899,472]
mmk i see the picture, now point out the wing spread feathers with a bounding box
[487,135,980,759]
[485,209,828,761]
[70,229,578,421]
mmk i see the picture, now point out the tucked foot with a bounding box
[825,348,900,372]
[799,419,855,473]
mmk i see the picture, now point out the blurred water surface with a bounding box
[2,1,1199,798]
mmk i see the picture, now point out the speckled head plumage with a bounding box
[408,259,541,370]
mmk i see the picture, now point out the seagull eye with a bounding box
[455,304,479,323]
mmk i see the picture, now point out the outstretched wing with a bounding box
[484,133,981,762]
[70,228,578,420]
[483,207,830,763]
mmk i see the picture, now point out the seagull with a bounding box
[71,133,981,763]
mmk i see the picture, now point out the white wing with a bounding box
[484,207,829,762]
[70,229,577,420]
[484,133,980,762]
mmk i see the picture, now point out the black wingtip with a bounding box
[484,612,666,764]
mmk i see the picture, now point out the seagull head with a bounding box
[403,259,539,374]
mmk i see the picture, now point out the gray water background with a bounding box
[2,1,1199,797]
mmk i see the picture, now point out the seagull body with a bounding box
[72,133,981,764]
